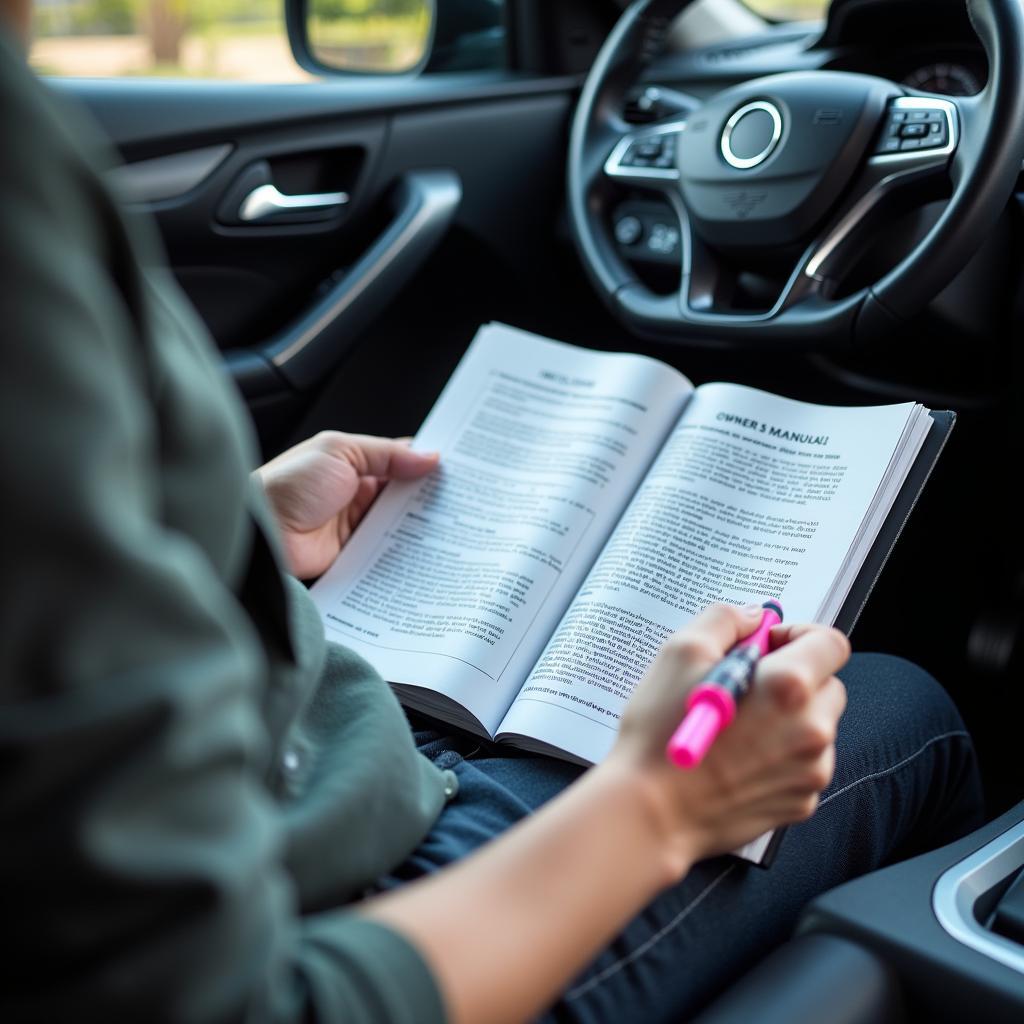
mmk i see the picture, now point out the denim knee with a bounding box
[838,651,966,738]
[825,651,981,856]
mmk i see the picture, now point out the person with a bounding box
[0,6,983,1022]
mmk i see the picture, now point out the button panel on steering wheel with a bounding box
[605,122,685,183]
[874,98,955,157]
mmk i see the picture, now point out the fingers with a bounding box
[345,476,383,532]
[784,676,847,758]
[317,432,440,480]
[768,622,848,651]
[756,626,850,710]
[815,674,848,731]
[659,603,764,673]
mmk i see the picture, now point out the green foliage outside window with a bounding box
[31,0,443,80]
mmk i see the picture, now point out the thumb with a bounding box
[387,442,440,480]
[333,434,440,480]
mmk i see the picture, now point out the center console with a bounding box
[693,801,1024,1023]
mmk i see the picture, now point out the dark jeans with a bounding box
[379,654,983,1022]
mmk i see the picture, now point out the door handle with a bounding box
[238,183,349,222]
[225,169,462,396]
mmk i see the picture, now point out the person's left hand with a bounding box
[257,431,439,580]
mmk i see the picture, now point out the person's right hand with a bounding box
[605,603,850,879]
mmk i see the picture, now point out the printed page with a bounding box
[498,383,923,764]
[310,323,693,736]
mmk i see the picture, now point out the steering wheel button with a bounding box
[901,123,928,138]
[879,137,902,153]
[900,137,925,151]
[614,215,643,246]
[624,143,647,165]
[647,223,679,254]
[891,110,907,122]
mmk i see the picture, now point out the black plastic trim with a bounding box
[54,73,582,151]
[800,799,1024,1024]
[222,348,288,400]
[693,933,903,1024]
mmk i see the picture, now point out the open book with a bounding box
[311,323,951,864]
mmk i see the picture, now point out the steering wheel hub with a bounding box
[678,72,895,249]
[720,100,782,170]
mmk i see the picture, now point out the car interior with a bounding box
[48,0,1024,1018]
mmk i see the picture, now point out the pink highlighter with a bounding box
[666,600,784,769]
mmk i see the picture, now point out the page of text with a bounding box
[499,383,919,762]
[310,323,693,734]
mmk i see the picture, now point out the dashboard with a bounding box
[820,0,988,95]
[639,0,988,101]
[899,58,984,97]
[829,46,987,97]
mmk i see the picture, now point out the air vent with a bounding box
[623,85,699,125]
[703,30,818,63]
[623,87,662,124]
[706,39,787,62]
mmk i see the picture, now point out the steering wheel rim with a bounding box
[567,0,1024,350]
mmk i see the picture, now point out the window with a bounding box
[31,0,314,81]
[744,0,830,20]
[30,0,507,81]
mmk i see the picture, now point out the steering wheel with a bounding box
[568,0,1024,349]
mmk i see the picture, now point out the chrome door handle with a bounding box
[238,183,350,222]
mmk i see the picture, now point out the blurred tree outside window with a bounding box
[29,0,823,83]
[30,0,433,81]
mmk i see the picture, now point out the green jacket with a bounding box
[0,29,453,1023]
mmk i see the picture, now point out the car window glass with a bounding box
[29,0,506,81]
[31,0,313,81]
[744,0,829,19]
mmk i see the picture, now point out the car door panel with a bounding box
[57,75,578,444]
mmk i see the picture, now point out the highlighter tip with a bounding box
[666,698,727,770]
[668,746,698,769]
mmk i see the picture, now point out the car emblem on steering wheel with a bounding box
[721,101,783,170]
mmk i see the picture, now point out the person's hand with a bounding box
[606,603,850,878]
[257,431,439,580]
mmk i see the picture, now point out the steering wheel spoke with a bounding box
[604,120,686,191]
[946,90,993,184]
[799,96,960,297]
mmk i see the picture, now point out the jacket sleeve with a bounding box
[0,52,446,1024]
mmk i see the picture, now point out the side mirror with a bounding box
[287,0,437,76]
